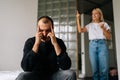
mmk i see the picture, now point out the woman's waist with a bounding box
[89,39,105,41]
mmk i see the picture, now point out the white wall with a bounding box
[113,0,120,79]
[0,0,38,71]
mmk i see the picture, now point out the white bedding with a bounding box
[0,71,22,80]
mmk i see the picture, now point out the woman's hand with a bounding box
[76,10,80,18]
[99,22,105,29]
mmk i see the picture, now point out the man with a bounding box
[16,16,76,80]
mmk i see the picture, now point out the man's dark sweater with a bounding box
[21,37,71,76]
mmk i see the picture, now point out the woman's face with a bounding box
[92,10,101,22]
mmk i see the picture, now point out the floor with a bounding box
[77,77,92,80]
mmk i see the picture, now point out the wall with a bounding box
[113,0,120,78]
[0,0,38,71]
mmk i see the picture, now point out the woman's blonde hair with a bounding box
[92,8,104,22]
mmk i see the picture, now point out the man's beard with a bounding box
[41,36,50,42]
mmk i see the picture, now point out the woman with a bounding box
[76,8,111,80]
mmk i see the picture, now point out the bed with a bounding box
[0,70,22,80]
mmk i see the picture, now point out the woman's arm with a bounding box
[99,22,111,40]
[76,10,87,33]
[102,27,111,40]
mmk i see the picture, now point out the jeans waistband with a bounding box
[90,39,105,41]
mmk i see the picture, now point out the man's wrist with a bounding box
[32,43,39,53]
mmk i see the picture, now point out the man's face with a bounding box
[37,18,52,42]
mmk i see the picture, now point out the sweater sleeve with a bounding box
[56,38,71,70]
[21,38,37,71]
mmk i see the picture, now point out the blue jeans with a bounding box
[89,39,109,80]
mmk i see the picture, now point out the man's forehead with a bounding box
[38,20,51,27]
[39,18,51,23]
[38,19,51,28]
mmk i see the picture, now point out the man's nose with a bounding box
[42,31,47,36]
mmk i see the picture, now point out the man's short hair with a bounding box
[38,16,54,28]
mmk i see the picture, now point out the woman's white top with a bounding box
[86,22,110,40]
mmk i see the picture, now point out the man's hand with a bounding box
[35,26,43,44]
[47,26,61,56]
[32,27,43,53]
[47,26,57,45]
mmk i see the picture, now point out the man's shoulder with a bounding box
[56,37,63,42]
[25,37,35,43]
[56,37,65,45]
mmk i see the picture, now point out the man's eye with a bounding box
[39,30,43,32]
[47,30,51,32]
